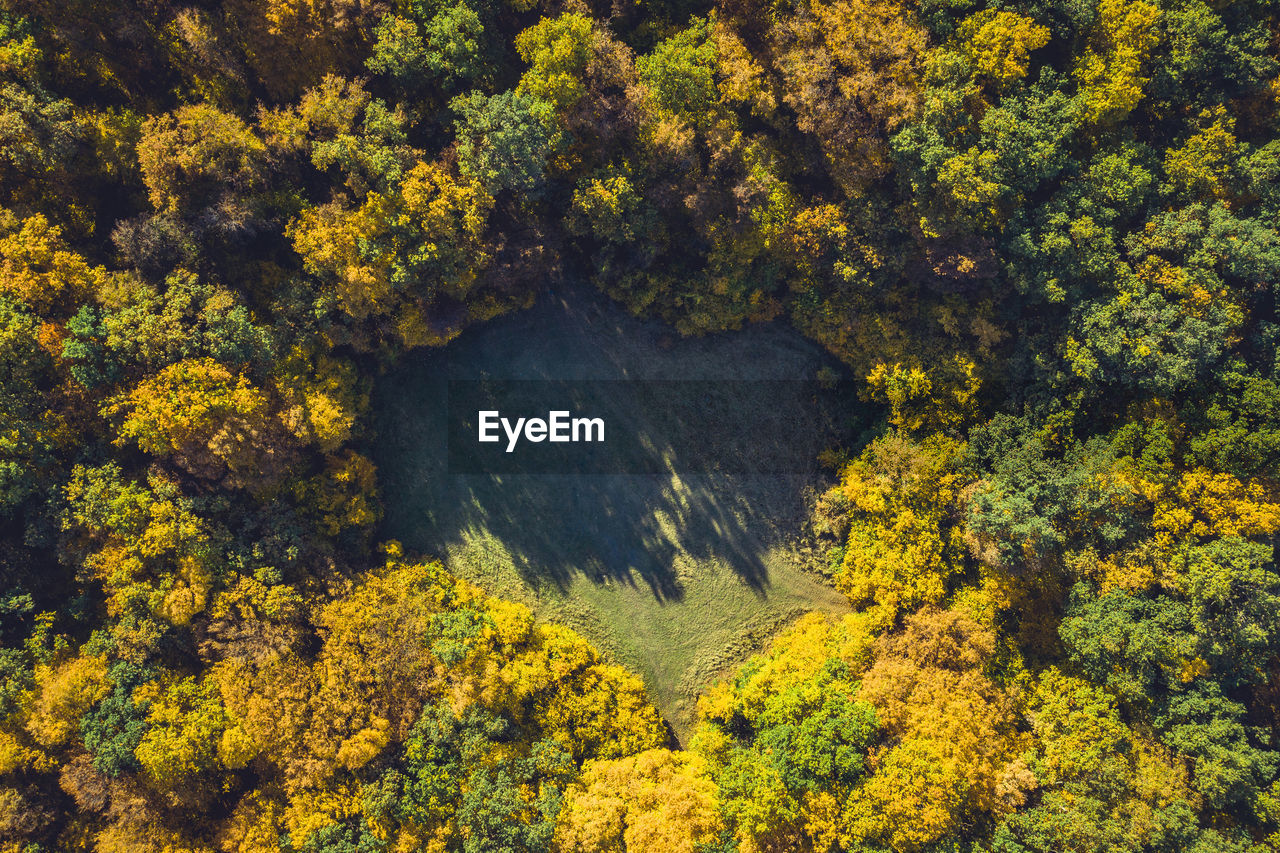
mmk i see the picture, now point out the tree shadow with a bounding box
[371,283,860,602]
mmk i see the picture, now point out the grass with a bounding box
[370,284,863,740]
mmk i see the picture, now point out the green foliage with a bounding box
[0,294,56,513]
[80,661,153,777]
[4,0,1280,850]
[636,19,718,122]
[62,270,274,389]
[451,89,558,197]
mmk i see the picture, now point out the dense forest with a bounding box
[0,0,1279,849]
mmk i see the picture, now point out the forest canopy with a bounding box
[0,0,1279,850]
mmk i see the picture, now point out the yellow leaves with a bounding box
[695,612,876,727]
[293,450,381,536]
[866,355,980,434]
[710,17,776,118]
[842,737,967,852]
[314,559,452,710]
[158,558,214,626]
[483,597,537,650]
[554,749,722,853]
[1027,668,1128,783]
[107,357,290,486]
[850,609,1016,849]
[829,434,967,626]
[958,10,1050,86]
[217,723,258,770]
[938,147,1003,223]
[274,347,365,451]
[773,0,926,191]
[0,729,40,775]
[95,818,214,853]
[809,0,927,131]
[217,790,286,853]
[1075,0,1161,125]
[289,194,394,322]
[1021,669,1201,846]
[494,625,666,761]
[1150,468,1280,539]
[136,103,266,214]
[1070,544,1164,594]
[209,576,303,627]
[840,508,953,628]
[697,607,1014,852]
[110,358,268,455]
[515,14,595,111]
[1163,106,1240,199]
[25,655,108,749]
[213,653,315,788]
[335,716,390,770]
[287,161,494,344]
[135,676,230,789]
[397,160,494,298]
[0,211,105,314]
[571,173,641,240]
[281,782,363,850]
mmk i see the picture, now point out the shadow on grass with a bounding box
[371,283,863,603]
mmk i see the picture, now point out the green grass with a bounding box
[371,285,861,740]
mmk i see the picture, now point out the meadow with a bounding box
[373,284,860,737]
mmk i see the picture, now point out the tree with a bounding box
[1074,0,1161,126]
[133,676,233,790]
[770,0,928,192]
[136,104,266,215]
[694,612,880,851]
[62,270,275,389]
[451,89,558,198]
[554,749,722,853]
[990,667,1209,853]
[288,159,499,348]
[825,434,968,627]
[845,609,1017,851]
[636,19,718,124]
[0,294,58,514]
[514,14,594,111]
[0,210,105,314]
[104,357,293,486]
[958,10,1051,89]
[81,661,153,777]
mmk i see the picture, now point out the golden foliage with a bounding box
[136,104,266,214]
[106,358,290,485]
[0,211,105,314]
[1075,0,1161,125]
[554,749,722,853]
[959,10,1050,86]
[829,434,967,627]
[848,609,1017,851]
[25,656,108,749]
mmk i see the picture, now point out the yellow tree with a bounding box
[287,160,497,349]
[770,0,928,192]
[958,10,1050,90]
[105,357,293,486]
[554,749,722,853]
[843,609,1019,851]
[825,433,968,628]
[1075,0,1161,125]
[136,104,266,214]
[0,210,105,315]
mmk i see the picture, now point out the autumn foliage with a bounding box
[1,0,1279,849]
